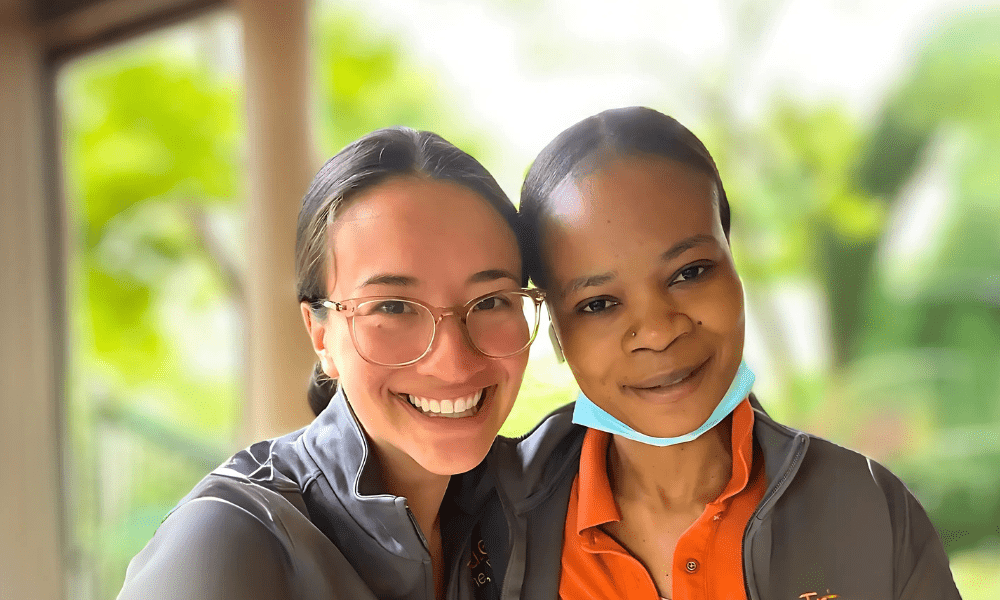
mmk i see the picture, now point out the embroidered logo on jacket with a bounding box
[468,523,499,600]
[469,537,492,587]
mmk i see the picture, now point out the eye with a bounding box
[472,292,512,312]
[577,297,619,314]
[671,264,709,285]
[373,300,412,315]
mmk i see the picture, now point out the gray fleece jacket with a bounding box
[480,397,962,600]
[117,388,498,600]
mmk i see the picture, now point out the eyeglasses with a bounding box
[320,288,546,367]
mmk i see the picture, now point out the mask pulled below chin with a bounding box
[571,360,755,447]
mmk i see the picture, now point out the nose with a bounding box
[414,312,488,381]
[623,292,694,353]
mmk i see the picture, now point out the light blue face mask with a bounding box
[572,360,755,446]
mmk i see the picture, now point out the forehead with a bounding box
[541,156,723,281]
[548,155,718,229]
[328,175,520,292]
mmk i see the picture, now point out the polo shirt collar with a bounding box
[575,397,757,535]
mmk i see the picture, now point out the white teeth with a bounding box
[404,390,485,417]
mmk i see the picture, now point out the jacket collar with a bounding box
[213,386,497,600]
[746,393,811,518]
[491,402,584,515]
[299,387,428,557]
[301,387,495,556]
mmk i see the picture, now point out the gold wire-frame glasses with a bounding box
[320,288,546,367]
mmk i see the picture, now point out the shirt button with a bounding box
[713,513,723,521]
[685,559,699,573]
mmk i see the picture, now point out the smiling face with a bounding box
[304,175,527,476]
[541,154,745,438]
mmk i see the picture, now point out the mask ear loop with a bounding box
[548,323,565,363]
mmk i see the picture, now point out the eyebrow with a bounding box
[468,268,520,285]
[358,274,418,289]
[660,234,716,263]
[357,268,520,291]
[562,272,617,298]
[559,234,717,298]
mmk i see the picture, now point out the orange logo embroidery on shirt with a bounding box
[799,591,839,600]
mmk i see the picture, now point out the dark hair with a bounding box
[519,106,730,288]
[297,126,522,416]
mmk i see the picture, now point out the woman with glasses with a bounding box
[118,127,544,600]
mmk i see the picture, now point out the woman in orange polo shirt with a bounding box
[484,107,960,600]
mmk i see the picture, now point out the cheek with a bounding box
[325,321,385,399]
[695,271,745,343]
[559,319,617,382]
[498,350,529,383]
[325,316,361,362]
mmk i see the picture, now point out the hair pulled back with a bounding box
[519,107,730,288]
[297,127,522,416]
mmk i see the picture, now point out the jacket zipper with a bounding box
[405,502,437,599]
[405,502,430,548]
[743,434,808,600]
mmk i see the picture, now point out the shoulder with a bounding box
[753,405,883,490]
[118,477,297,600]
[118,440,347,600]
[489,402,585,508]
[756,413,959,598]
[753,406,922,542]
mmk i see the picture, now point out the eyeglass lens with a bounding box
[350,291,539,365]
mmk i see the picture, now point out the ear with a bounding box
[300,302,339,379]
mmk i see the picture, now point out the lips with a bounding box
[630,361,705,390]
[625,358,709,401]
[398,388,487,419]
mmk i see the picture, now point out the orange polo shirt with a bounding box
[559,399,766,600]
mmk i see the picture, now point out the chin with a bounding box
[616,402,713,440]
[615,412,683,439]
[420,440,492,476]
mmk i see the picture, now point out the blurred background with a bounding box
[1,0,998,598]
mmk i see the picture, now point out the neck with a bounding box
[607,416,733,509]
[369,441,449,600]
[370,441,451,542]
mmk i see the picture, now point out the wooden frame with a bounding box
[0,0,315,597]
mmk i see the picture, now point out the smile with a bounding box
[400,389,486,419]
[625,358,710,399]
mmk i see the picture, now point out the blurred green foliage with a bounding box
[61,22,245,599]
[312,10,497,173]
[846,10,1000,557]
[60,6,998,600]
